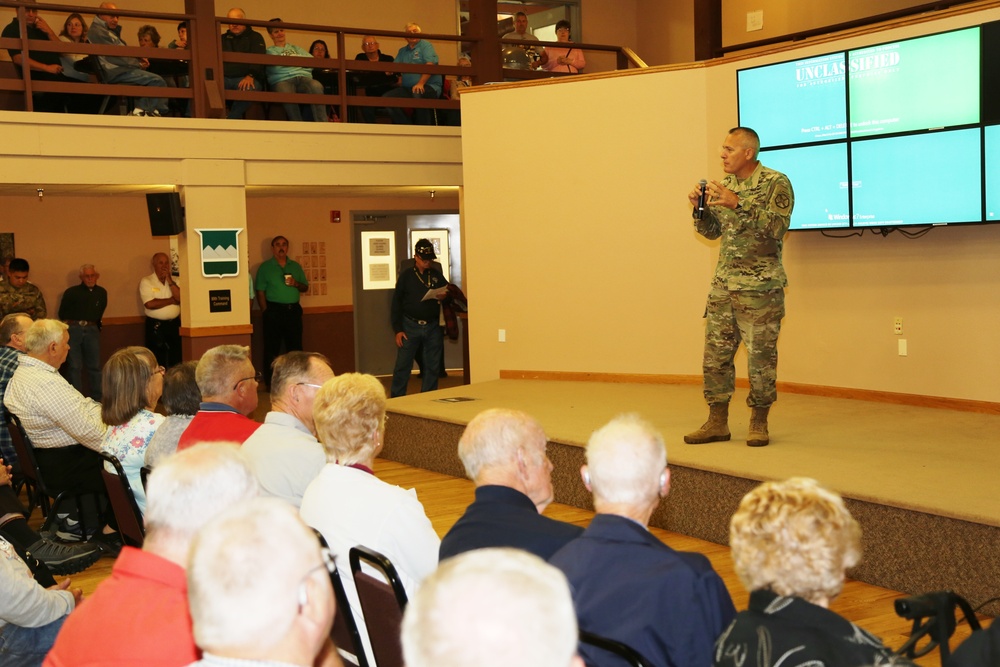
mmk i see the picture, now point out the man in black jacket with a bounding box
[221,7,265,119]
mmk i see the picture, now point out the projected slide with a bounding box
[760,144,850,230]
[849,28,980,137]
[851,129,982,227]
[738,53,847,147]
[986,126,1000,221]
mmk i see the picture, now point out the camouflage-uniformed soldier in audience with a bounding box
[684,127,794,447]
[0,258,47,320]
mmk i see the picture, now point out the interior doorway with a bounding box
[351,211,463,379]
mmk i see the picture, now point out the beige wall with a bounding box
[636,0,695,65]
[721,0,947,48]
[461,5,1000,403]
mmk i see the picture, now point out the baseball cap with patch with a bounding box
[415,239,436,260]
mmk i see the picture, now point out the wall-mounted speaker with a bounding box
[146,192,184,236]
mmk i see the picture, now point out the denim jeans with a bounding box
[0,616,67,667]
[383,85,440,125]
[66,324,102,400]
[224,75,262,119]
[104,66,167,114]
[272,77,327,122]
[391,317,443,397]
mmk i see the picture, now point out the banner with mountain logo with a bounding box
[196,228,243,278]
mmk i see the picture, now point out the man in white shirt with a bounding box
[242,352,333,506]
[139,252,181,367]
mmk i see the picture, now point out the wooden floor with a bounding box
[36,457,981,667]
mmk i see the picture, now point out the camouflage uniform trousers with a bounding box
[702,286,784,408]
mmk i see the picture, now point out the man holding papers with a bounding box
[390,239,449,397]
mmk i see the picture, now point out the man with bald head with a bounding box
[439,408,582,560]
[88,2,169,116]
[140,252,181,367]
[221,7,266,119]
[550,414,735,667]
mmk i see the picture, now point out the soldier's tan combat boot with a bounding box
[747,406,770,447]
[684,403,730,444]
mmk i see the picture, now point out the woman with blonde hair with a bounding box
[300,373,439,666]
[714,477,913,667]
[101,346,165,515]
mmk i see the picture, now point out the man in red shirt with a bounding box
[178,345,262,449]
[44,444,259,667]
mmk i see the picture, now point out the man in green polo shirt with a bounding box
[255,236,308,388]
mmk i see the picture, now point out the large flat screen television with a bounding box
[737,24,992,231]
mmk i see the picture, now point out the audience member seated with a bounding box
[57,13,89,83]
[221,7,265,120]
[0,312,32,470]
[439,53,470,127]
[352,35,395,123]
[3,319,120,554]
[177,345,261,450]
[1,2,90,113]
[87,2,168,117]
[0,258,46,320]
[165,21,189,96]
[0,534,82,667]
[44,443,259,667]
[308,40,339,122]
[550,413,736,667]
[100,346,164,514]
[187,498,340,667]
[144,360,199,468]
[403,548,584,667]
[713,477,911,667]
[950,619,1000,667]
[242,352,333,507]
[0,457,101,576]
[264,19,327,123]
[538,20,585,73]
[136,24,159,48]
[383,22,441,125]
[300,372,439,666]
[439,408,582,561]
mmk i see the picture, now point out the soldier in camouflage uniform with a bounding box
[0,258,46,320]
[684,127,793,447]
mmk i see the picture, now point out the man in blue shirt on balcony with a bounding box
[383,22,441,126]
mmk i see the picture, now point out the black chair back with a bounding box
[349,545,408,667]
[579,630,655,667]
[98,452,145,548]
[140,465,152,492]
[4,410,46,517]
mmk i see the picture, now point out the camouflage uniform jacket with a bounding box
[694,163,794,292]
[0,281,46,319]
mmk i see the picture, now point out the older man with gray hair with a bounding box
[242,351,334,506]
[57,264,107,400]
[45,443,260,666]
[403,548,584,667]
[187,497,340,666]
[439,408,582,560]
[0,312,31,468]
[177,345,261,450]
[549,413,736,667]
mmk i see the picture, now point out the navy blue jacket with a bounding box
[440,485,583,561]
[550,513,736,667]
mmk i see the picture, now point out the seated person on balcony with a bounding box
[352,35,395,123]
[136,24,159,48]
[2,1,93,113]
[439,53,470,127]
[538,20,585,74]
[383,22,441,126]
[87,3,168,117]
[264,19,326,123]
[221,7,265,120]
[308,40,339,122]
[57,13,89,83]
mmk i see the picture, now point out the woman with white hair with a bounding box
[714,477,914,667]
[300,373,439,666]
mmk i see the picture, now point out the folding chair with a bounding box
[5,410,96,536]
[349,545,408,667]
[98,452,145,548]
[312,531,368,667]
[140,465,152,492]
[579,630,655,667]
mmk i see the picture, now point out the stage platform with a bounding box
[384,379,1000,614]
